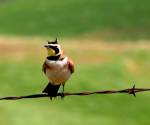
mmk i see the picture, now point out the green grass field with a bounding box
[0,0,150,39]
[0,39,150,125]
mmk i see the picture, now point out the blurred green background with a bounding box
[0,0,150,39]
[0,0,150,125]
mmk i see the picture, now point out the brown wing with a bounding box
[68,59,75,74]
[42,61,53,74]
[42,61,49,74]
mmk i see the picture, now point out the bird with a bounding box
[42,38,74,99]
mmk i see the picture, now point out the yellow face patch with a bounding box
[47,48,55,56]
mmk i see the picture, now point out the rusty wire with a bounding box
[0,85,150,100]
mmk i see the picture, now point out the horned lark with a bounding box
[42,38,74,99]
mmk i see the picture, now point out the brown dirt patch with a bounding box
[0,36,150,63]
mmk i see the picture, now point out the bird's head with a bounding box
[44,38,62,58]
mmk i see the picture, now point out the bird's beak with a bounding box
[44,45,49,48]
[44,45,55,56]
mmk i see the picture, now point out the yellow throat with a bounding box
[47,48,55,56]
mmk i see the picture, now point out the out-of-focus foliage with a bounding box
[0,0,149,39]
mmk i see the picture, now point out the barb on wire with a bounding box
[0,85,150,100]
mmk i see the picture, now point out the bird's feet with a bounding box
[48,93,64,100]
[60,92,65,99]
[60,84,65,99]
[48,93,57,100]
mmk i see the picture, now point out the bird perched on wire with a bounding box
[42,38,74,99]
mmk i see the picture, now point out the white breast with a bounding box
[45,57,71,85]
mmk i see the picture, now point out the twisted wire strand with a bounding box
[0,85,150,100]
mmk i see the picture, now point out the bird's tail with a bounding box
[42,82,60,98]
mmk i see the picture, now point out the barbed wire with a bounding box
[0,85,150,100]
